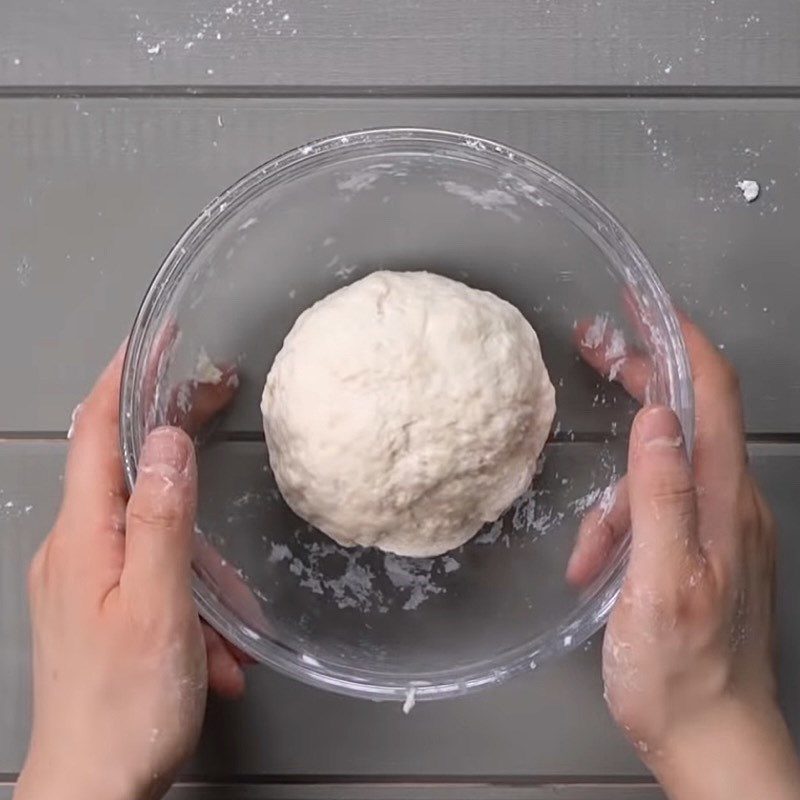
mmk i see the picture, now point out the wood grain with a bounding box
[4,0,799,793]
[2,0,799,89]
[1,98,799,432]
[1,441,798,779]
[0,782,667,800]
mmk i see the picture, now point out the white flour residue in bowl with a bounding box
[473,473,568,549]
[569,483,608,517]
[439,181,520,221]
[270,539,372,604]
[511,489,565,537]
[605,328,627,381]
[232,490,261,508]
[268,543,293,563]
[194,347,224,384]
[383,554,445,611]
[267,537,452,613]
[333,263,359,282]
[402,687,417,715]
[567,442,621,523]
[499,173,549,208]
[581,314,609,349]
[581,314,629,382]
[264,447,618,611]
[474,517,505,545]
[337,170,381,193]
[238,216,259,231]
[336,164,409,195]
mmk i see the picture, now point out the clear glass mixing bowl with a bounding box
[120,128,693,702]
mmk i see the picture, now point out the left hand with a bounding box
[15,344,246,800]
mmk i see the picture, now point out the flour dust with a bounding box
[262,445,617,614]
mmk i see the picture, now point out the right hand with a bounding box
[568,317,800,799]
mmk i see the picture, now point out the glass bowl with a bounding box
[120,128,693,703]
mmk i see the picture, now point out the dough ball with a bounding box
[262,271,556,557]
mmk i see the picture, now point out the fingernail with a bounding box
[635,406,685,452]
[140,427,191,474]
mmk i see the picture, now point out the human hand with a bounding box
[15,344,246,800]
[568,316,800,800]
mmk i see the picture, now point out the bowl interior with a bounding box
[121,129,691,700]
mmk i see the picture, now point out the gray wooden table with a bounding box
[2,2,800,798]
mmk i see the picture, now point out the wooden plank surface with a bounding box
[4,0,800,795]
[159,784,664,800]
[1,0,799,89]
[2,441,798,780]
[1,98,799,433]
[0,782,666,800]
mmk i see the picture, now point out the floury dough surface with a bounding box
[261,271,557,557]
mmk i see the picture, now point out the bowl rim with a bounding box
[120,126,694,703]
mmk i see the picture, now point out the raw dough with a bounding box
[261,271,556,557]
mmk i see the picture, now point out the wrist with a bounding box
[15,757,140,800]
[651,697,800,800]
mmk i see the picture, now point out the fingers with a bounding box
[60,341,129,551]
[626,406,700,590]
[576,302,749,574]
[576,303,747,537]
[168,365,239,437]
[680,316,748,490]
[566,477,630,588]
[203,625,246,699]
[121,428,197,605]
[574,318,652,402]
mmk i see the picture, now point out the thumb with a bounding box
[122,427,197,602]
[626,406,699,591]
